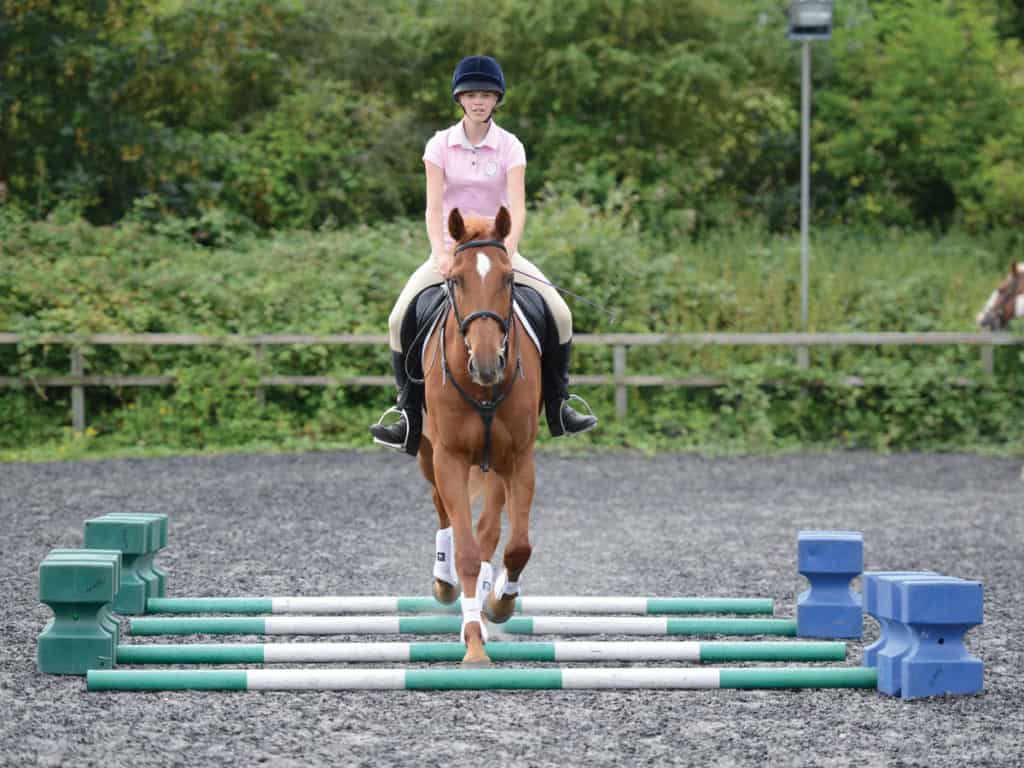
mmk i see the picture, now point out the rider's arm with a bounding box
[505,164,526,256]
[424,160,451,275]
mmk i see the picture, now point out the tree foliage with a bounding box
[816,0,1024,230]
[1,0,1023,233]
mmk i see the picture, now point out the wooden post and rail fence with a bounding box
[1,332,1021,434]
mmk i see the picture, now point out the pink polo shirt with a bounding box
[423,119,526,247]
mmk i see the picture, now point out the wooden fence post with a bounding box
[254,344,266,407]
[981,344,994,376]
[613,344,628,420]
[71,346,85,434]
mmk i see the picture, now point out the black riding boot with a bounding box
[370,351,423,456]
[543,340,598,437]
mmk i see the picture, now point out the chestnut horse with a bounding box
[977,261,1024,331]
[417,206,542,664]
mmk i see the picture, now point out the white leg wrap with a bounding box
[476,561,494,606]
[492,568,521,599]
[432,527,458,586]
[459,595,488,643]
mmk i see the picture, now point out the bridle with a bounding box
[447,239,515,348]
[440,238,522,472]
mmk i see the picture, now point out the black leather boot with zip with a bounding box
[370,351,423,456]
[543,340,598,437]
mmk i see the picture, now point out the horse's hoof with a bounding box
[433,578,459,605]
[461,655,493,667]
[484,593,516,624]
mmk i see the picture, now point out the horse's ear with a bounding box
[449,208,465,242]
[494,206,512,240]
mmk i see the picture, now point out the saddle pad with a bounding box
[406,285,549,368]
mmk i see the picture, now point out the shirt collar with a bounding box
[448,119,499,150]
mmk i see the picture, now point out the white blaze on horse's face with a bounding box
[476,252,491,284]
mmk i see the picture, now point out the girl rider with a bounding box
[371,55,597,453]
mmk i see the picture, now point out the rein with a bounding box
[441,238,522,472]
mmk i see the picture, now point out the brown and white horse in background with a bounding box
[976,261,1024,480]
[417,206,543,664]
[976,261,1024,331]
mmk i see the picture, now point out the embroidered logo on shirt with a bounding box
[485,160,498,177]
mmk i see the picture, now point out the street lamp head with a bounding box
[788,0,833,41]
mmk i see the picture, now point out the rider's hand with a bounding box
[434,251,454,278]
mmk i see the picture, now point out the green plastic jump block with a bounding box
[84,515,163,613]
[38,551,120,674]
[46,550,122,644]
[98,514,164,598]
[101,513,168,596]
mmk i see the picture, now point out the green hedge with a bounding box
[2,200,1022,459]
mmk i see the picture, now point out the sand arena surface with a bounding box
[1,450,1021,767]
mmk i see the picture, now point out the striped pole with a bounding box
[88,666,879,692]
[128,616,798,638]
[116,640,846,665]
[145,596,774,616]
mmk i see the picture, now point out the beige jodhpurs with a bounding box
[387,253,573,352]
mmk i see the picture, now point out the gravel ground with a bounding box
[1,450,1021,768]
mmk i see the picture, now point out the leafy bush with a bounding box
[2,205,1022,458]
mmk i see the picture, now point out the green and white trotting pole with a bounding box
[115,640,845,665]
[144,596,774,616]
[128,616,798,637]
[88,666,879,692]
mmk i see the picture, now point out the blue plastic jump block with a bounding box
[872,576,983,699]
[863,570,936,666]
[797,531,863,639]
[869,573,958,689]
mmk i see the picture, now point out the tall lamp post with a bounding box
[788,1,833,368]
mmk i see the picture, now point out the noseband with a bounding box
[440,238,522,472]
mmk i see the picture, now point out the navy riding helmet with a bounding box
[451,55,505,104]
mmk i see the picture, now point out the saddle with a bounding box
[399,283,555,387]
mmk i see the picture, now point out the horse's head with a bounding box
[447,206,514,387]
[976,261,1024,331]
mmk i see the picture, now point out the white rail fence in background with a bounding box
[1,332,1021,433]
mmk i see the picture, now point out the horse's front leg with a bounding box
[476,470,505,563]
[419,437,459,604]
[486,449,535,623]
[433,446,488,664]
[470,469,504,607]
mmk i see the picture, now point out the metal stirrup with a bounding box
[372,406,409,451]
[559,393,598,435]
